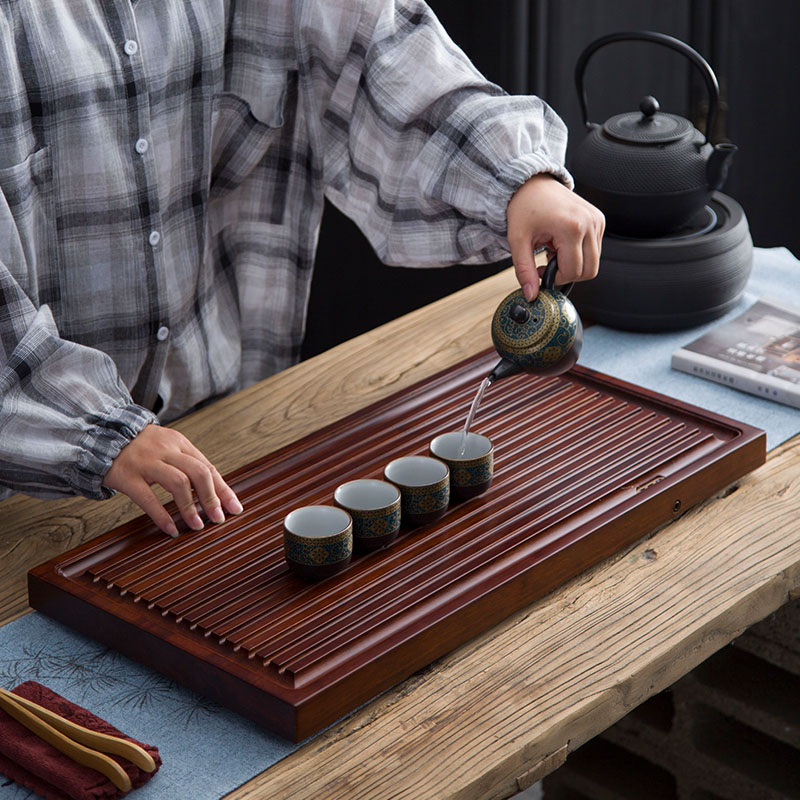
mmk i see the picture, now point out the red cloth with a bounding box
[0,681,161,800]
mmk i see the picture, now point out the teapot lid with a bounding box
[492,290,563,357]
[602,96,694,145]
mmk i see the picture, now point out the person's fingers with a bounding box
[597,214,606,266]
[211,467,244,516]
[104,424,244,534]
[165,451,234,526]
[585,203,604,281]
[581,223,602,284]
[118,477,180,538]
[553,230,584,286]
[173,438,243,518]
[506,174,605,297]
[152,460,206,531]
[510,234,541,302]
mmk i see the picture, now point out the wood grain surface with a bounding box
[2,266,799,799]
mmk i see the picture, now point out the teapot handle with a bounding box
[542,257,573,297]
[574,30,720,144]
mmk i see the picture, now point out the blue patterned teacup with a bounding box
[430,432,494,501]
[334,479,402,551]
[283,505,353,580]
[384,456,450,527]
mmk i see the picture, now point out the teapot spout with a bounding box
[487,357,521,385]
[706,141,737,192]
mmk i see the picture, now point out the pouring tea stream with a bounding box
[457,258,583,451]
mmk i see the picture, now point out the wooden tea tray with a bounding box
[28,352,765,741]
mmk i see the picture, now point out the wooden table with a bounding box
[2,268,799,799]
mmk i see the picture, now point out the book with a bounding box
[671,296,800,410]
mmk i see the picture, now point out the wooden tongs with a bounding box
[0,686,156,792]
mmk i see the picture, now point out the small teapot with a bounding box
[488,258,583,383]
[569,31,737,237]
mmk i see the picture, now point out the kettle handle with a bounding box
[542,257,573,297]
[574,30,720,144]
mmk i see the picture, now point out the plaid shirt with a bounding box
[0,0,570,501]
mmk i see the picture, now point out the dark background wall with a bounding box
[302,0,799,359]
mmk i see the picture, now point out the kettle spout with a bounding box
[487,357,521,385]
[706,141,737,192]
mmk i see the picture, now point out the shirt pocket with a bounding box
[0,147,59,302]
[210,72,289,201]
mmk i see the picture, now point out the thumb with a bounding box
[512,250,539,302]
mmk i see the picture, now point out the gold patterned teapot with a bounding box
[488,258,583,383]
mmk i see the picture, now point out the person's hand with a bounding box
[506,173,605,300]
[104,424,243,537]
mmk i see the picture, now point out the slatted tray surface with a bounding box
[28,352,765,740]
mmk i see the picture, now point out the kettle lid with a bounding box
[603,96,694,145]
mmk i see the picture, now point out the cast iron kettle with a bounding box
[569,31,737,237]
[488,258,583,383]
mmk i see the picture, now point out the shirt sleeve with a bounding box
[0,245,158,502]
[294,0,573,267]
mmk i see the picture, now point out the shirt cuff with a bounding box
[69,404,160,500]
[483,154,575,237]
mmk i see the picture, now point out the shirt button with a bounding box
[148,230,161,246]
[156,326,170,341]
[123,39,139,56]
[135,138,149,155]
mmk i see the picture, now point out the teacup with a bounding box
[430,432,494,500]
[283,505,353,580]
[334,479,402,551]
[384,456,450,527]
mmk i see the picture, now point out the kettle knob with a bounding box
[639,95,660,119]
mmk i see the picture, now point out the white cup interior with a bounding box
[384,456,448,487]
[430,432,492,460]
[334,479,400,511]
[284,505,351,538]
